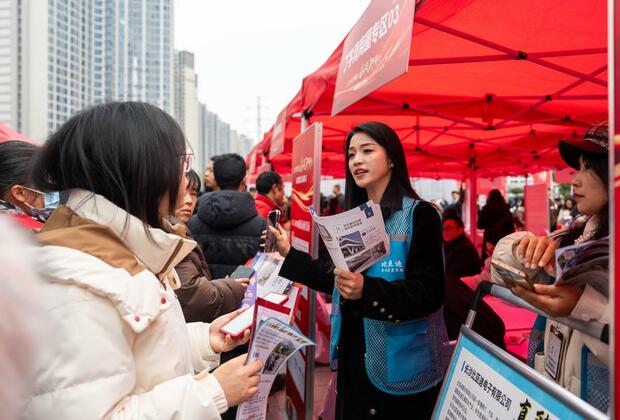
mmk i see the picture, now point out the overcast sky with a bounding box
[174,0,371,143]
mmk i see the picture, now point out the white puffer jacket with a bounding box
[23,190,229,419]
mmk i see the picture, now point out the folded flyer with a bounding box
[235,318,314,420]
[310,200,390,273]
[555,236,609,296]
[241,252,293,308]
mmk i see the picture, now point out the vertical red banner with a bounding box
[248,148,257,175]
[286,123,322,420]
[524,184,551,236]
[270,108,287,159]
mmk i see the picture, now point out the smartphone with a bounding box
[262,291,288,306]
[491,258,533,290]
[230,265,255,280]
[220,292,289,338]
[220,307,254,338]
[264,209,281,253]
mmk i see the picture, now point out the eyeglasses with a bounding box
[181,152,194,174]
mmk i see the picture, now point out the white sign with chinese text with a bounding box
[433,329,604,420]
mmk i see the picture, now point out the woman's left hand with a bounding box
[334,268,364,300]
[511,283,584,318]
[209,308,251,353]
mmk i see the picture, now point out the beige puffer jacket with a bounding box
[23,190,229,419]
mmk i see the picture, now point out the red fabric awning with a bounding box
[0,122,36,144]
[255,0,607,179]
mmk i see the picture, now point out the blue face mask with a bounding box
[43,190,60,208]
[24,188,60,220]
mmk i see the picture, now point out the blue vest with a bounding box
[329,197,449,395]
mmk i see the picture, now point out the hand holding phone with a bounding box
[491,258,534,290]
[220,292,288,338]
[209,308,252,352]
[230,265,255,280]
[264,210,281,253]
[220,306,254,339]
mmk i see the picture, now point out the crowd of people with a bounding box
[0,101,611,419]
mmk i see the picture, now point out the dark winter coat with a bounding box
[477,202,512,230]
[444,233,482,279]
[188,191,267,279]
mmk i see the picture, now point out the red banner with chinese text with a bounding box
[286,123,322,420]
[331,0,415,116]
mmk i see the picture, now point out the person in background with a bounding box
[254,171,286,220]
[189,153,266,279]
[478,189,513,261]
[173,169,248,322]
[0,140,52,229]
[460,222,516,291]
[24,102,261,419]
[320,193,330,216]
[477,189,512,231]
[267,122,448,419]
[511,197,525,227]
[508,122,610,408]
[445,189,463,219]
[248,186,257,199]
[328,183,345,215]
[203,157,219,194]
[189,154,266,420]
[557,197,577,227]
[443,273,506,350]
[442,209,507,351]
[549,197,561,232]
[443,214,482,279]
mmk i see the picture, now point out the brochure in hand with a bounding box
[554,236,609,297]
[310,200,390,273]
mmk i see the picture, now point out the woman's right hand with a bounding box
[516,235,558,275]
[261,225,291,257]
[212,354,262,406]
[234,277,251,289]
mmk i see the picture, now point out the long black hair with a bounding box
[33,102,186,230]
[344,122,420,219]
[0,140,39,198]
[559,151,609,246]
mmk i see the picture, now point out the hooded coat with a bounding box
[188,191,267,279]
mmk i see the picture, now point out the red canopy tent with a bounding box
[0,122,36,144]
[253,0,607,180]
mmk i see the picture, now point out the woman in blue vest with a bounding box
[268,122,449,419]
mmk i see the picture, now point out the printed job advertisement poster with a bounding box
[236,318,314,420]
[310,200,390,273]
[433,329,605,420]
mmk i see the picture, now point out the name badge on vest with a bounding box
[545,325,564,380]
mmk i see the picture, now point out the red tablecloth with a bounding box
[484,296,537,361]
